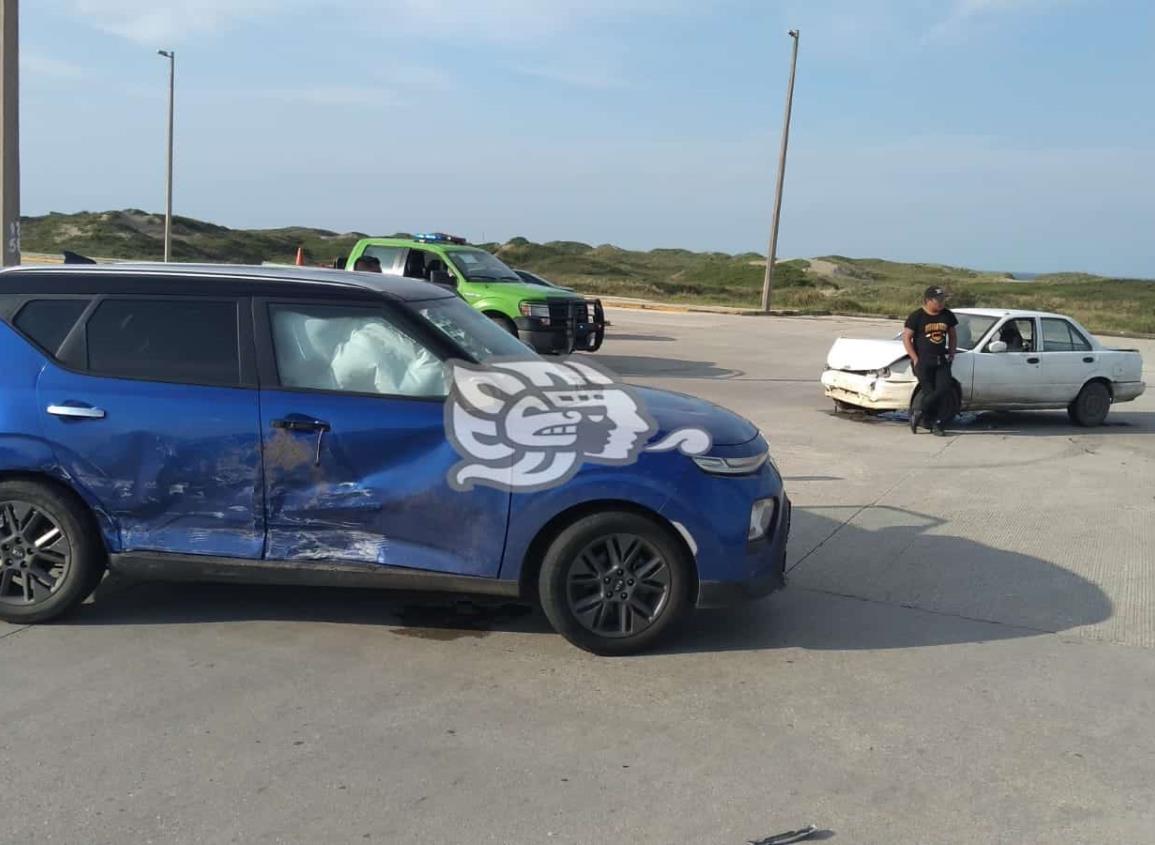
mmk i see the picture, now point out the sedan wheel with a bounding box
[1069,381,1111,427]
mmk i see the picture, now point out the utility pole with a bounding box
[760,29,800,313]
[157,50,175,262]
[1,0,19,267]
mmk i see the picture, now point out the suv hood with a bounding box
[633,385,758,447]
[826,337,908,371]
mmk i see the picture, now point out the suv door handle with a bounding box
[1026,357,1040,364]
[1083,356,1095,363]
[46,404,106,420]
[271,417,331,433]
[271,417,331,466]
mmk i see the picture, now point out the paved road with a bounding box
[2,310,1153,844]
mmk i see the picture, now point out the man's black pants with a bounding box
[914,358,953,425]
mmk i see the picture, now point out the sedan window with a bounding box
[1041,318,1092,353]
[954,313,998,350]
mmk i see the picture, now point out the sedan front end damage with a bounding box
[820,337,916,412]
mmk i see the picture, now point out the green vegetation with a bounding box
[21,210,1155,335]
[22,209,367,265]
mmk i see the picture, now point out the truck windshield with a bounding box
[416,296,536,362]
[446,249,521,282]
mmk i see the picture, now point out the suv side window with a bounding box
[269,303,446,398]
[13,299,89,356]
[86,299,241,385]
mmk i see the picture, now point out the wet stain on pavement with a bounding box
[390,601,534,641]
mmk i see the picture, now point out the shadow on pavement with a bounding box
[57,507,1112,657]
[604,333,677,343]
[596,353,742,380]
[672,505,1112,654]
[835,407,1154,436]
[68,578,548,637]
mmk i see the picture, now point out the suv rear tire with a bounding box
[0,481,105,624]
[538,511,691,655]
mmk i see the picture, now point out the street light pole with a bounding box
[157,49,175,262]
[760,29,800,313]
[1,0,20,267]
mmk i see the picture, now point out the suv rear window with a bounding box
[14,299,89,355]
[86,299,240,385]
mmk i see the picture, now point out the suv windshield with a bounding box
[416,296,536,362]
[446,249,521,282]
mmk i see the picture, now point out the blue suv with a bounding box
[0,264,790,654]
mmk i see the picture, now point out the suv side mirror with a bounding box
[429,270,456,289]
[987,340,1008,354]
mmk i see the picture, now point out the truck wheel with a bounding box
[487,314,519,338]
[538,511,691,656]
[0,481,106,624]
[1068,381,1111,427]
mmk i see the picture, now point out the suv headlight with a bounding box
[519,301,550,320]
[692,451,769,476]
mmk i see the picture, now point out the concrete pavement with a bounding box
[2,309,1152,844]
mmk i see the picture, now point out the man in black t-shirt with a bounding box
[903,286,959,436]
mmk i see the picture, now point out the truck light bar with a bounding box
[414,232,467,245]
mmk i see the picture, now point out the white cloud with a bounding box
[57,0,302,44]
[53,0,691,45]
[512,58,628,91]
[927,0,1077,41]
[384,0,689,42]
[257,85,398,107]
[21,52,85,80]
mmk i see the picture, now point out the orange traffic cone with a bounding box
[295,247,305,266]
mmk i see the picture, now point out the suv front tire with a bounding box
[538,511,691,655]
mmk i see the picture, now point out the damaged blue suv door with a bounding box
[255,298,510,576]
[22,295,265,558]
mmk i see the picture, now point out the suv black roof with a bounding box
[0,263,455,303]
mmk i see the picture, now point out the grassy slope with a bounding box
[21,210,1155,335]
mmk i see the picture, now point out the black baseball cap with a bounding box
[924,286,947,301]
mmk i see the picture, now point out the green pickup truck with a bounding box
[343,234,604,354]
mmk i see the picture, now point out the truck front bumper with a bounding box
[516,318,576,354]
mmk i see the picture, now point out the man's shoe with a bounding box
[932,423,947,437]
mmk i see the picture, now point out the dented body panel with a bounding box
[37,362,265,558]
[259,388,511,576]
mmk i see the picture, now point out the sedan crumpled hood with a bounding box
[632,385,758,447]
[826,337,909,371]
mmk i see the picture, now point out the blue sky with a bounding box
[21,0,1155,276]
